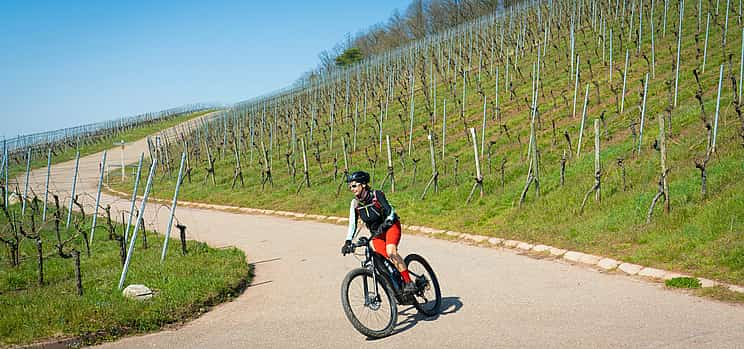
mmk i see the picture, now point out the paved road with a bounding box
[19,114,744,348]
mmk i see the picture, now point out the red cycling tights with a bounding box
[370,221,402,258]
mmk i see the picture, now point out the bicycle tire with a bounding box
[404,254,442,317]
[340,268,398,338]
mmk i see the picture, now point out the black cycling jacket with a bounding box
[345,189,399,240]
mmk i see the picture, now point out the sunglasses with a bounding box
[349,184,361,189]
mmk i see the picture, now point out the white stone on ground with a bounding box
[638,267,666,279]
[562,251,583,263]
[503,240,520,248]
[618,263,643,275]
[487,237,503,245]
[467,235,488,243]
[549,247,567,257]
[123,284,153,301]
[597,258,620,271]
[662,272,687,280]
[578,254,601,265]
[517,242,534,251]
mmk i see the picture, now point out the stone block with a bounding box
[532,245,551,253]
[698,278,717,288]
[597,258,620,271]
[467,235,488,243]
[123,284,153,301]
[618,263,643,275]
[578,254,601,265]
[516,242,534,251]
[487,238,504,245]
[638,267,666,279]
[662,272,686,281]
[503,240,520,248]
[549,248,567,257]
[562,251,583,263]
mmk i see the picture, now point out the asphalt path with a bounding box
[17,113,744,348]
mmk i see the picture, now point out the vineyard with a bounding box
[103,0,744,285]
[0,0,741,292]
[0,108,252,345]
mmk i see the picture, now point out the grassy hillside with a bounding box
[113,0,744,285]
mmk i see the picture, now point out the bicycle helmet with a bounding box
[347,170,370,184]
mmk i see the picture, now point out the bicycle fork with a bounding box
[363,261,382,308]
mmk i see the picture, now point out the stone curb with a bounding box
[101,185,744,295]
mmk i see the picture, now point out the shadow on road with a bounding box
[367,296,463,339]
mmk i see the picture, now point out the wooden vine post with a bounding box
[296,138,310,193]
[381,135,396,193]
[260,140,273,190]
[336,138,351,196]
[421,132,439,199]
[466,128,484,204]
[580,119,602,214]
[519,113,540,207]
[647,113,671,223]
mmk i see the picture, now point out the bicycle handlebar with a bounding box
[343,236,369,256]
[353,236,369,247]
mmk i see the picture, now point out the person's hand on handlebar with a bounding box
[341,240,353,255]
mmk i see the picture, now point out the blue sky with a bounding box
[0,0,408,137]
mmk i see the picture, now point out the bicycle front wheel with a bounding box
[341,268,397,338]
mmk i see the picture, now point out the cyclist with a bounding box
[341,170,417,295]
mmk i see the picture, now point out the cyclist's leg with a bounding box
[370,235,388,258]
[385,222,412,283]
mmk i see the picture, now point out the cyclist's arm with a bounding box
[375,190,396,222]
[345,199,358,241]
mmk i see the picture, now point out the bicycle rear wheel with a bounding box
[341,268,397,338]
[404,254,442,317]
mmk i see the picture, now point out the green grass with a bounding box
[0,204,249,346]
[666,277,702,289]
[112,1,744,292]
[7,109,217,180]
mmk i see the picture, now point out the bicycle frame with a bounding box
[355,237,403,305]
